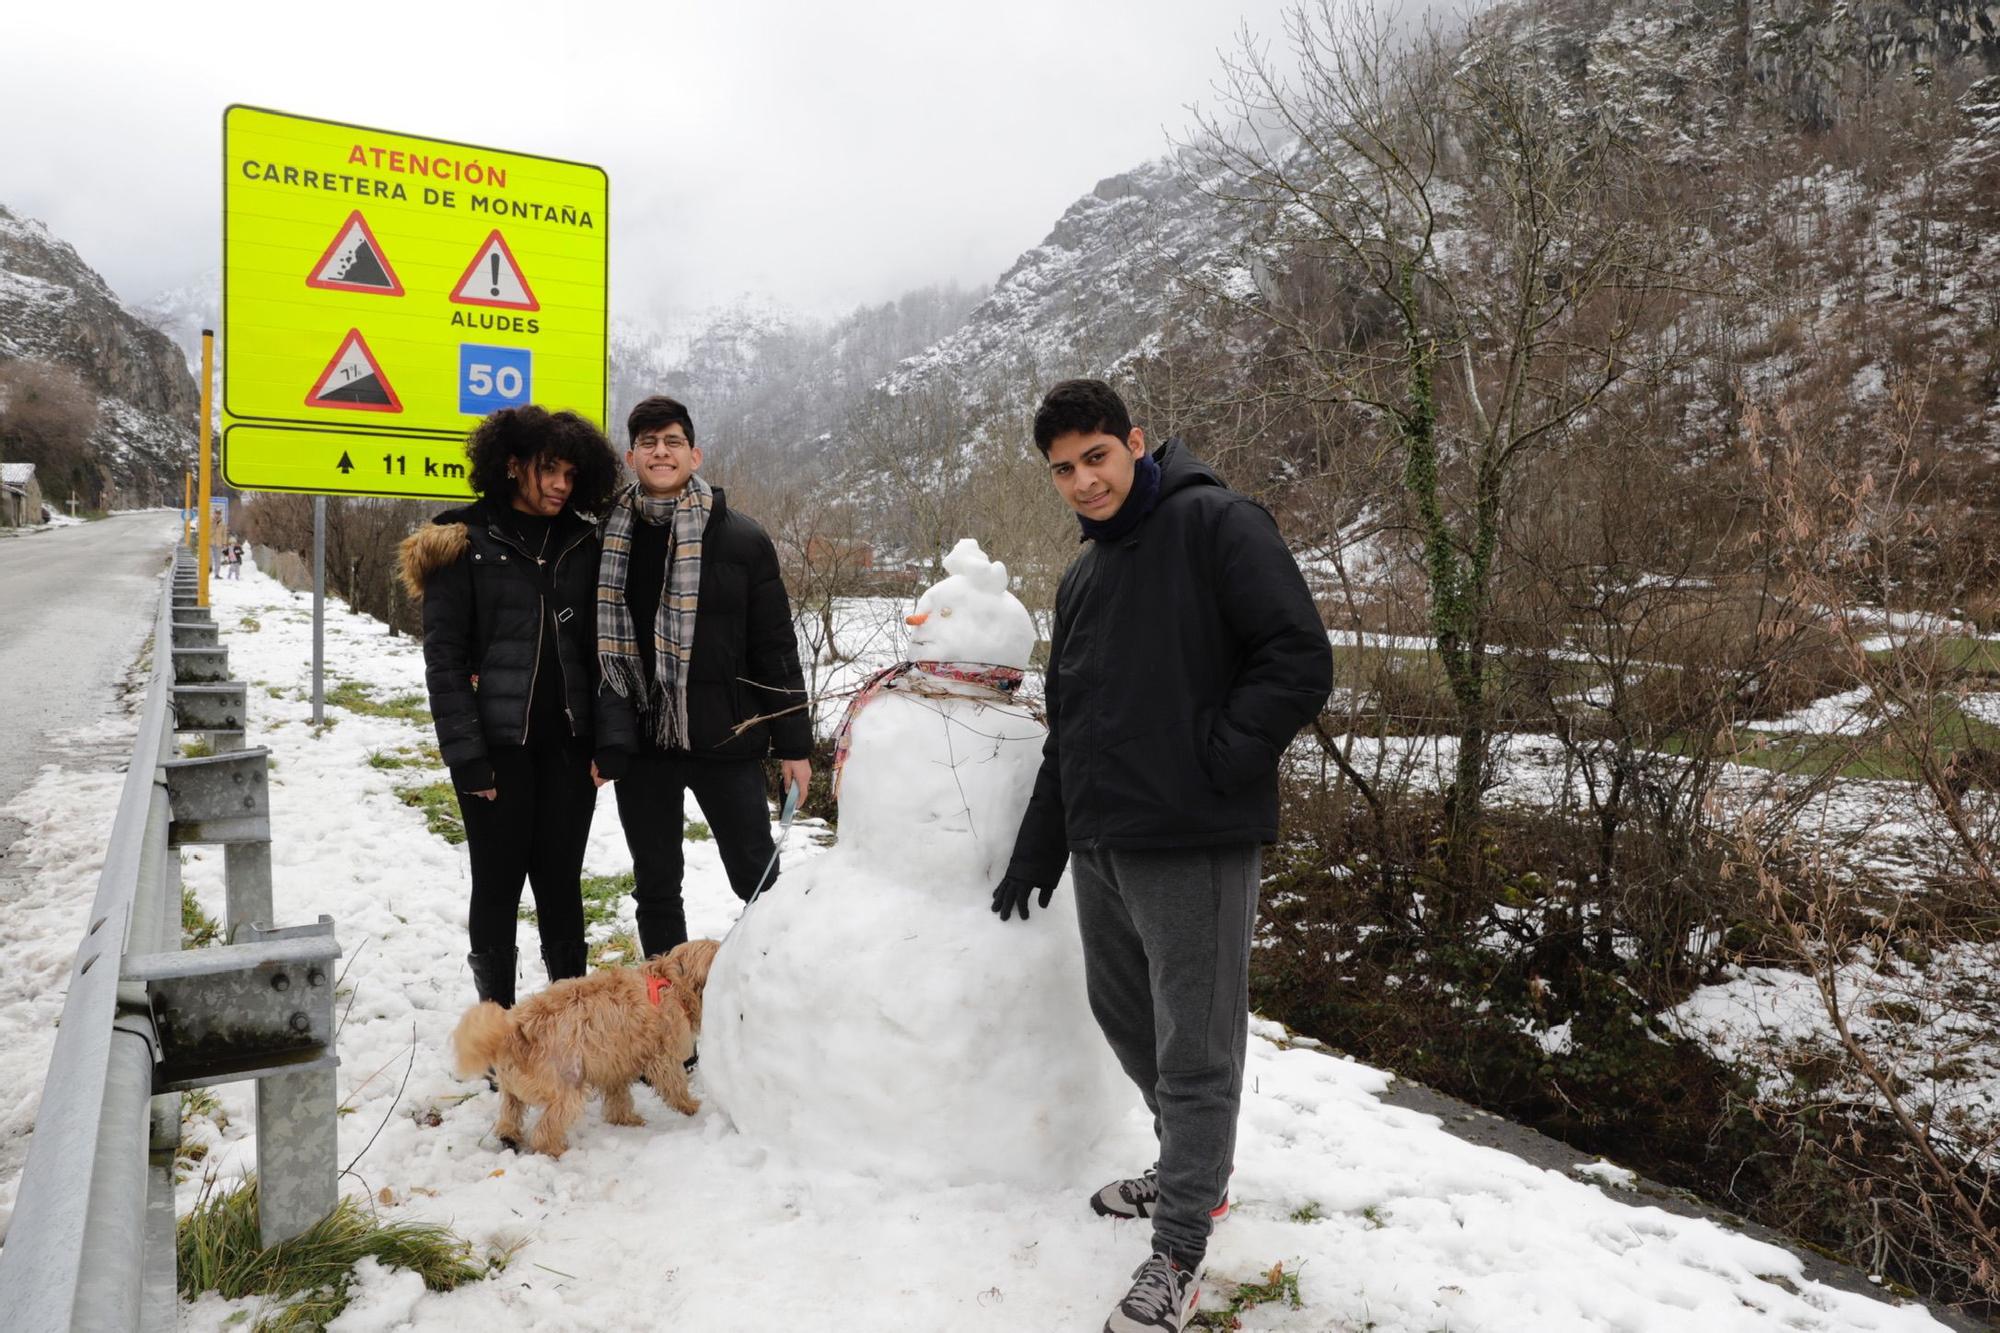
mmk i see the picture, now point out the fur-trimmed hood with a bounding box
[397,521,470,601]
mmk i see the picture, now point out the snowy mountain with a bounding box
[882,155,1227,398]
[0,204,198,506]
[134,269,217,379]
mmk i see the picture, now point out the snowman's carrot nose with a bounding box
[905,611,929,626]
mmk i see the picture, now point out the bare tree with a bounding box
[0,359,100,503]
[1181,0,1696,901]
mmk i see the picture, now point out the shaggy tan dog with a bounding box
[451,939,720,1157]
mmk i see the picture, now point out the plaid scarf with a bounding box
[832,660,1026,795]
[598,475,713,749]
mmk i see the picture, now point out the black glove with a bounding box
[992,874,1055,922]
[451,758,496,794]
[592,746,632,782]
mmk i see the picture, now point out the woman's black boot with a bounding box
[467,948,517,1008]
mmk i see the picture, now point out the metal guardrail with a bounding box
[0,549,344,1331]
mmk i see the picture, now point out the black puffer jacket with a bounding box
[594,487,812,764]
[1005,439,1333,887]
[399,498,601,786]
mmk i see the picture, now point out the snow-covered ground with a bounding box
[0,564,1951,1330]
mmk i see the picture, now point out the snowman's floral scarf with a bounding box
[832,660,1026,793]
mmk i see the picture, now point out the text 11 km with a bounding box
[381,454,466,479]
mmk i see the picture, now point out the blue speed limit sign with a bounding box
[459,344,533,415]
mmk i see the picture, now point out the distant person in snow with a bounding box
[993,379,1332,1333]
[397,406,621,1009]
[591,395,812,960]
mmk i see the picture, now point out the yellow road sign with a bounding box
[222,105,608,499]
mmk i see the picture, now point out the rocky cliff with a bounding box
[0,203,198,506]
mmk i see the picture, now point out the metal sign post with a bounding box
[196,330,216,606]
[312,497,326,725]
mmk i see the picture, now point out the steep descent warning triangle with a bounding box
[306,211,405,295]
[304,329,402,412]
[450,230,539,311]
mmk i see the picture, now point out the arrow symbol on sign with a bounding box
[336,451,354,474]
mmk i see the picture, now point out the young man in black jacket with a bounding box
[593,395,812,959]
[993,380,1331,1333]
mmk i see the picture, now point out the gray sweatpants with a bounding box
[1071,843,1261,1270]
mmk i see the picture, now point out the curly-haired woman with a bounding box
[398,405,622,1006]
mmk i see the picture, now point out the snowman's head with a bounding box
[904,538,1037,668]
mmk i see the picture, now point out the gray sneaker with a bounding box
[1090,1166,1231,1221]
[1103,1253,1200,1332]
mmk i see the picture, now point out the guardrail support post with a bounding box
[224,842,274,935]
[127,921,343,1249]
[172,682,248,754]
[256,1067,340,1247]
[164,748,274,934]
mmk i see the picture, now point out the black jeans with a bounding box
[613,751,777,957]
[458,738,597,954]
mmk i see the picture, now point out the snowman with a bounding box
[701,539,1127,1187]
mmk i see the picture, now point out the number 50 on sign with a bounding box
[460,344,532,415]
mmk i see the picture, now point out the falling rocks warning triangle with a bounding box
[306,210,405,296]
[450,229,539,310]
[305,329,402,413]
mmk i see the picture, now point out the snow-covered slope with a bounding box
[0,204,197,505]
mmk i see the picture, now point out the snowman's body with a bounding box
[702,541,1127,1187]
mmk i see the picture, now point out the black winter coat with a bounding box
[1005,439,1333,887]
[399,498,601,787]
[594,487,812,764]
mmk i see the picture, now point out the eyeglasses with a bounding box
[633,435,693,455]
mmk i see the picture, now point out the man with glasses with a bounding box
[593,395,812,959]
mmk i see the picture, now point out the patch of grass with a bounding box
[395,780,465,845]
[177,1176,488,1331]
[1867,636,2000,677]
[365,743,439,771]
[590,927,642,968]
[183,885,223,949]
[579,872,633,929]
[523,874,632,931]
[1674,695,2000,783]
[1289,1201,1323,1223]
[685,820,711,842]
[180,735,216,758]
[326,680,432,725]
[1192,1261,1305,1329]
[240,615,261,632]
[183,1086,225,1122]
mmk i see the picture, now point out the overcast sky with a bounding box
[2,0,1304,327]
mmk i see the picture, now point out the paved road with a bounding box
[0,513,178,818]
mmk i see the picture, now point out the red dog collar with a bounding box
[647,976,674,1006]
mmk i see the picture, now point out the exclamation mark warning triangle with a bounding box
[450,230,539,311]
[306,210,405,295]
[304,329,402,413]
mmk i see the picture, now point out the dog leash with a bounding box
[743,778,801,909]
